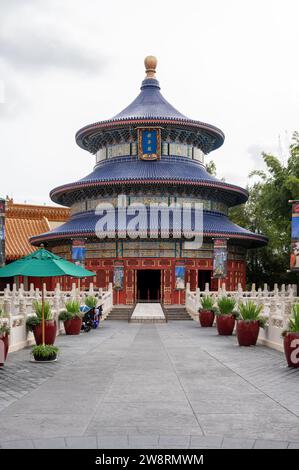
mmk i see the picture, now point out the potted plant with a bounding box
[26,300,57,345]
[32,344,59,362]
[282,302,299,368]
[85,296,97,309]
[59,300,82,335]
[199,296,216,327]
[0,310,10,366]
[215,297,238,335]
[236,300,266,346]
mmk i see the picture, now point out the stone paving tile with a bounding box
[98,435,129,449]
[0,321,299,448]
[254,439,289,449]
[222,437,255,449]
[33,437,66,449]
[189,435,223,448]
[128,435,159,447]
[0,439,35,449]
[158,434,190,448]
[288,442,299,449]
[65,436,98,449]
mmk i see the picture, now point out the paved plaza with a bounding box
[0,320,299,449]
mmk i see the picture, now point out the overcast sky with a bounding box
[0,0,298,206]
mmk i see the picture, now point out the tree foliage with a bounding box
[229,132,299,287]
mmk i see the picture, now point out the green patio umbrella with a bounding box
[0,248,95,345]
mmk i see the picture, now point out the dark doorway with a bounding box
[137,270,161,301]
[198,270,212,291]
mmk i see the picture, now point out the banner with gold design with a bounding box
[290,201,299,271]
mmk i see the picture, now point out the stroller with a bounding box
[80,305,100,332]
[80,305,95,333]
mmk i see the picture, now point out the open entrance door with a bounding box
[198,270,212,291]
[137,270,161,301]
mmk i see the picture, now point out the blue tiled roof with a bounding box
[50,157,248,205]
[113,79,188,120]
[80,157,219,183]
[31,209,267,247]
[75,79,225,152]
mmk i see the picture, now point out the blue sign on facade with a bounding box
[142,129,157,156]
[72,246,86,261]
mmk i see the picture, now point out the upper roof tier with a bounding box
[75,56,225,155]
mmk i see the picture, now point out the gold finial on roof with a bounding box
[144,55,157,79]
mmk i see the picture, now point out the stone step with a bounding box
[163,308,193,321]
[107,306,193,321]
[106,308,132,321]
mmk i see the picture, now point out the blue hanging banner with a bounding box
[290,201,299,271]
[213,239,228,279]
[175,265,185,290]
[113,266,124,290]
[72,239,86,268]
[0,199,6,267]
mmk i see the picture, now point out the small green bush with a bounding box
[285,302,299,334]
[199,296,214,311]
[0,324,10,336]
[32,344,58,359]
[64,300,81,319]
[26,315,41,331]
[238,300,266,328]
[216,296,237,316]
[58,310,74,321]
[85,296,97,308]
[32,300,52,320]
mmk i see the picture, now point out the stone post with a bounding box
[88,283,95,296]
[195,287,200,313]
[29,283,35,297]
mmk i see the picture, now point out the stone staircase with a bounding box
[106,305,194,321]
[106,306,133,321]
[163,306,193,321]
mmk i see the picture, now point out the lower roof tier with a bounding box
[50,156,248,207]
[30,209,267,248]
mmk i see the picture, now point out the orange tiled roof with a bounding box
[6,200,70,221]
[5,216,51,261]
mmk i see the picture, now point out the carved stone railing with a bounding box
[0,282,113,353]
[185,282,298,352]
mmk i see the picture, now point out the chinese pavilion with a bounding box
[31,56,267,304]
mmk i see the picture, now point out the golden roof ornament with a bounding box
[144,55,157,79]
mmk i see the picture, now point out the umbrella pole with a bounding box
[42,278,45,346]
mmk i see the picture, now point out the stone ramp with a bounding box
[130,303,166,323]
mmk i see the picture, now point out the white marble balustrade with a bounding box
[185,282,298,352]
[0,282,113,352]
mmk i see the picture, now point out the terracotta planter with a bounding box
[237,320,260,346]
[216,314,235,335]
[199,310,215,327]
[284,332,299,368]
[0,333,9,366]
[64,317,82,335]
[33,320,57,345]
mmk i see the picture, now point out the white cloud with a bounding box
[0,0,298,203]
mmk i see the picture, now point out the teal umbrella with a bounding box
[0,248,95,345]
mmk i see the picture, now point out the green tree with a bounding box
[206,159,217,176]
[230,132,299,287]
